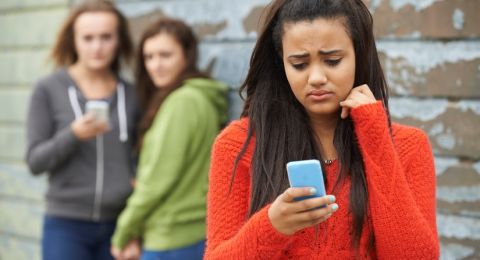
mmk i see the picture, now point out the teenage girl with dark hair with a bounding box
[205,0,439,259]
[111,18,228,260]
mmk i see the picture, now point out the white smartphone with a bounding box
[286,159,326,201]
[85,100,109,123]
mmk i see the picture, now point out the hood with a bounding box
[184,78,229,125]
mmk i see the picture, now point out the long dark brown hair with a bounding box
[50,0,133,74]
[234,0,390,250]
[136,18,206,148]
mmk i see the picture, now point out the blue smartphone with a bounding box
[286,159,326,201]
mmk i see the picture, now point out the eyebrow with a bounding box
[287,49,342,59]
[319,49,342,55]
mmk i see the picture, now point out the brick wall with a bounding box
[0,1,69,259]
[0,0,478,259]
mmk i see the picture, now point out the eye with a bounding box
[325,58,341,67]
[292,63,307,70]
[144,54,153,61]
[159,52,172,58]
[83,35,93,42]
[101,34,112,41]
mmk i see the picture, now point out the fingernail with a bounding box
[332,204,338,211]
[310,188,317,195]
[329,195,336,203]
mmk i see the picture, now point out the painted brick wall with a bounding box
[0,1,69,259]
[0,0,478,259]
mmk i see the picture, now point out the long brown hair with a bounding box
[136,18,206,149]
[50,0,133,74]
[234,0,390,250]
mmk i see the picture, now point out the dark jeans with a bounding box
[42,215,116,260]
[141,240,205,260]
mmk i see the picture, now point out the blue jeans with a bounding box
[141,240,205,260]
[42,215,116,260]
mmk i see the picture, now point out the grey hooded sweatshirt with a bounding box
[26,68,140,222]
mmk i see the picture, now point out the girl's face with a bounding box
[143,33,187,90]
[282,17,355,119]
[73,11,119,71]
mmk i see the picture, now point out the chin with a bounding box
[307,105,340,117]
[87,62,111,71]
[89,57,115,67]
[153,79,174,89]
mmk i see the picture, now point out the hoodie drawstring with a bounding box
[67,84,128,142]
[117,83,128,142]
[68,86,83,120]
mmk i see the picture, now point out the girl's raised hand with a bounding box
[268,187,338,235]
[339,84,376,119]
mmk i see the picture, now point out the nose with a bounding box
[147,55,162,72]
[92,38,102,52]
[308,64,327,86]
[150,56,162,69]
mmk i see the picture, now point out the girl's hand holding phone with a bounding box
[71,113,109,140]
[268,188,338,236]
[340,84,377,119]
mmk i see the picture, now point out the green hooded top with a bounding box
[112,78,228,250]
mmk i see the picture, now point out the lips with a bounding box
[307,89,334,101]
[309,89,331,95]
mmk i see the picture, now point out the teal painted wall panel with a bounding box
[0,89,31,123]
[0,0,68,11]
[0,8,67,47]
[0,233,40,260]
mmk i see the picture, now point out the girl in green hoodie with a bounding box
[111,18,228,260]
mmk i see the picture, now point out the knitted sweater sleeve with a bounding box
[205,121,292,259]
[350,101,440,259]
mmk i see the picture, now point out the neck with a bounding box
[68,63,117,99]
[309,113,338,161]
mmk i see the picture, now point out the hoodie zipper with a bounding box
[67,84,129,221]
[92,134,104,221]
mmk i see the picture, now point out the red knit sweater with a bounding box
[205,102,439,259]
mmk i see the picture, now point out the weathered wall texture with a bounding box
[0,0,478,259]
[0,1,69,259]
